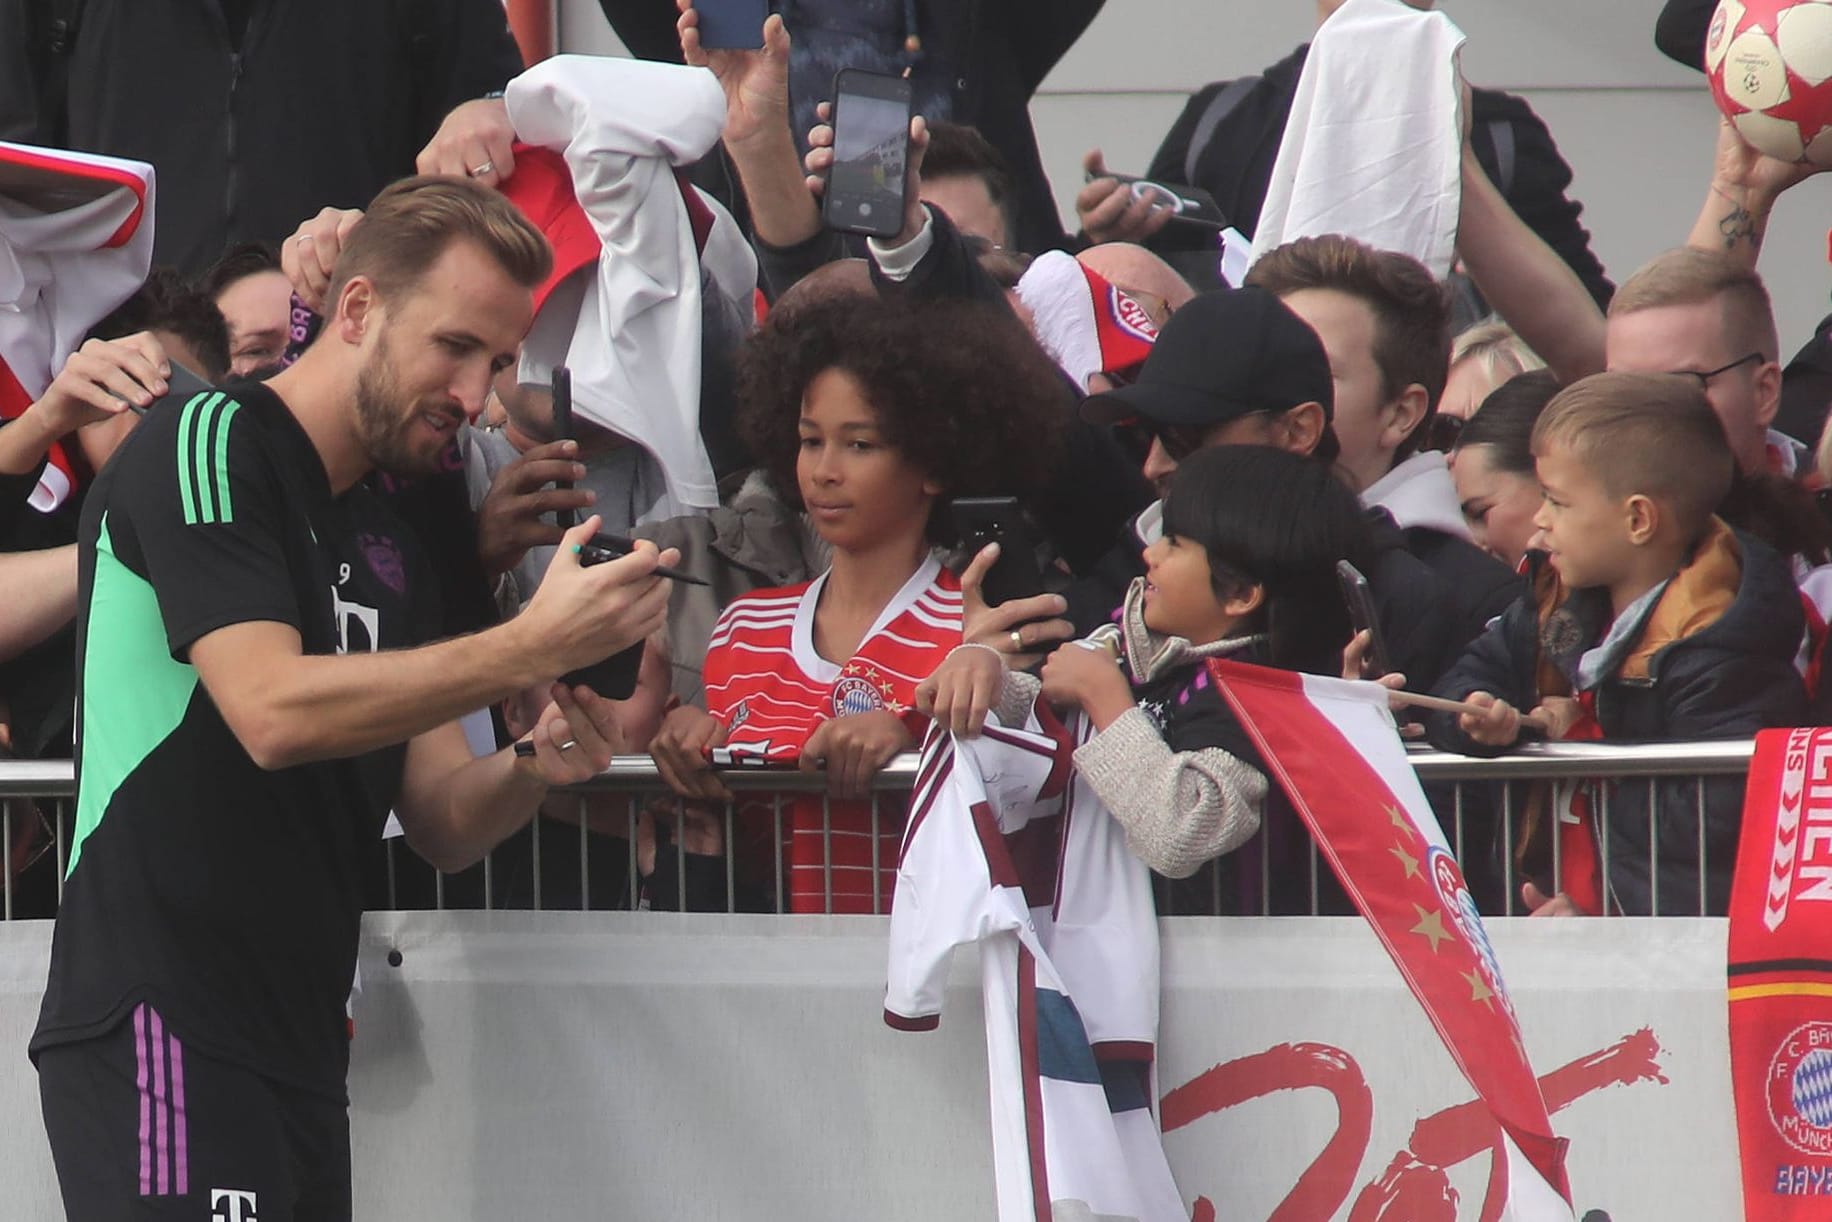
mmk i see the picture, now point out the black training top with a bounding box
[31,378,439,1100]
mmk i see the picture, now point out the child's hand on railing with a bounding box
[916,643,1006,738]
[650,706,733,802]
[1527,696,1583,742]
[1458,691,1523,748]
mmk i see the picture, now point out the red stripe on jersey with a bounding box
[704,561,962,913]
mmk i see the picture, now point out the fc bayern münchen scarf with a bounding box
[1729,728,1832,1210]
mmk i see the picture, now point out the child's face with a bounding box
[797,367,939,555]
[1141,531,1249,645]
[1531,441,1637,592]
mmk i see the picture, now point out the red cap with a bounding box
[497,144,601,313]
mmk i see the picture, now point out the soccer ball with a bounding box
[1707,0,1832,165]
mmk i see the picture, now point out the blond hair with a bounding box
[1609,247,1778,361]
[1450,316,1544,385]
[326,175,551,312]
[1532,372,1733,540]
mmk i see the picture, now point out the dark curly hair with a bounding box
[736,295,1069,542]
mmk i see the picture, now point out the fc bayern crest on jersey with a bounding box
[834,663,894,717]
[359,532,407,596]
[1767,1021,1832,1156]
[1430,845,1515,1019]
[1109,285,1159,343]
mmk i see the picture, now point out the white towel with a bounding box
[506,56,757,514]
[0,142,155,511]
[1249,0,1467,278]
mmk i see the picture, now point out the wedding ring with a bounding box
[1009,629,1023,652]
[468,160,495,178]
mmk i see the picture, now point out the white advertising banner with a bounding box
[0,914,1735,1220]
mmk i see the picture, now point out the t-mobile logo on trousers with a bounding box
[211,1187,257,1222]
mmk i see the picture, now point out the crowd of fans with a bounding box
[5,0,1831,928]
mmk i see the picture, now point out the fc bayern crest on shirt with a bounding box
[359,532,407,596]
[834,663,900,717]
[1767,1021,1832,1158]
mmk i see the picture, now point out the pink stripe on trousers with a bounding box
[150,1007,168,1194]
[169,1028,188,1195]
[134,1004,150,1195]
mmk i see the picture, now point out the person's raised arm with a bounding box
[0,334,170,478]
[1685,116,1827,267]
[1455,140,1605,383]
[679,3,820,250]
[189,519,676,769]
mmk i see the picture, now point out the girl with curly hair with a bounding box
[650,294,1068,912]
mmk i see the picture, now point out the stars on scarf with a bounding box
[1462,968,1495,1010]
[1389,841,1421,880]
[1387,804,1415,839]
[1409,903,1453,954]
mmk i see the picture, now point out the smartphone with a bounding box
[950,497,1045,608]
[822,69,912,240]
[549,364,645,700]
[693,0,768,49]
[551,366,575,530]
[1104,174,1229,239]
[157,360,213,411]
[706,746,798,769]
[1336,560,1391,679]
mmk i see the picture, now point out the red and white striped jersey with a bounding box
[702,556,961,912]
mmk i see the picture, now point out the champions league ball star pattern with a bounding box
[1707,0,1832,165]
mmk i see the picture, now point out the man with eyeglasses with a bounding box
[1603,247,1804,480]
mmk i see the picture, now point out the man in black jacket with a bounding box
[0,0,524,276]
[1078,0,1612,307]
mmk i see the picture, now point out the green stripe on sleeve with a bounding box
[174,391,211,525]
[211,398,241,524]
[192,393,222,524]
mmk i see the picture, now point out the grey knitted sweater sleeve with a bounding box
[1071,707,1267,879]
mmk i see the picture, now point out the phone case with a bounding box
[694,0,768,49]
[822,70,911,240]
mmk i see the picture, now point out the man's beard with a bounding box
[353,339,455,479]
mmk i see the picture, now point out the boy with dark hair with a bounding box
[1428,372,1808,916]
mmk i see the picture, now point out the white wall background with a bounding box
[0,914,1741,1220]
[556,0,1832,352]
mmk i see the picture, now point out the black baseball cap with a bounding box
[1081,286,1335,428]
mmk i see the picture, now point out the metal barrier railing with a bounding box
[0,739,1759,920]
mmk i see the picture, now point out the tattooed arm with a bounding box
[1686,116,1824,267]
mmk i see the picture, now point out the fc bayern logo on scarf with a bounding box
[1766,1021,1832,1156]
[1431,845,1514,1019]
